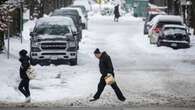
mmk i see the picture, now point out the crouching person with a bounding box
[18,49,31,103]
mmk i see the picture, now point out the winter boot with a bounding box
[25,96,31,103]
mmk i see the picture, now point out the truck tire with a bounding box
[30,58,37,66]
[70,58,77,66]
[157,41,161,47]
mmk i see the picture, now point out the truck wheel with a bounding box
[30,58,37,66]
[157,41,161,47]
[70,58,77,66]
[186,44,190,48]
[77,46,79,50]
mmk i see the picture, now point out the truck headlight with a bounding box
[31,47,41,52]
[69,42,76,47]
[32,42,39,47]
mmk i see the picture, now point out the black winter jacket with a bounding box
[114,5,120,18]
[99,52,114,77]
[19,55,30,80]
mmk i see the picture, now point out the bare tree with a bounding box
[192,0,195,34]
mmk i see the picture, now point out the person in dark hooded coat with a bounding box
[89,48,126,102]
[18,49,31,103]
[114,4,120,22]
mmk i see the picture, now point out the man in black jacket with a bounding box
[18,49,31,103]
[114,4,120,22]
[90,48,126,102]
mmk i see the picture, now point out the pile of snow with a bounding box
[23,10,30,20]
[22,20,36,40]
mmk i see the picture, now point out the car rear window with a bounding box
[164,27,186,35]
[156,21,182,29]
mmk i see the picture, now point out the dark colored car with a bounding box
[51,9,82,41]
[70,5,88,20]
[144,11,166,35]
[157,25,190,49]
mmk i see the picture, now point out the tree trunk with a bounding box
[192,0,195,35]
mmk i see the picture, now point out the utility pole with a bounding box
[7,18,10,59]
[6,2,13,59]
[20,0,23,44]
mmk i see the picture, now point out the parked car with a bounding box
[143,11,166,35]
[73,0,92,12]
[70,5,88,20]
[51,9,83,41]
[62,7,88,29]
[30,17,78,66]
[157,25,190,49]
[148,15,184,44]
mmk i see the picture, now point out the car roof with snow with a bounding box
[163,25,186,29]
[150,15,183,25]
[36,16,77,32]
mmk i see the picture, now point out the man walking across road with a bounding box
[90,48,126,102]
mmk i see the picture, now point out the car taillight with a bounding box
[153,28,160,33]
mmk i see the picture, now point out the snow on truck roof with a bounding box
[163,25,186,29]
[150,15,183,25]
[36,16,74,26]
[36,16,77,32]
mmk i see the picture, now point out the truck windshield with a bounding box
[35,24,70,35]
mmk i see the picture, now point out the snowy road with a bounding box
[1,13,195,107]
[0,107,195,110]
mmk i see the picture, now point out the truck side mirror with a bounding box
[30,32,37,37]
[73,32,78,36]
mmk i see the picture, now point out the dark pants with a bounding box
[18,79,30,98]
[114,14,120,22]
[94,76,125,100]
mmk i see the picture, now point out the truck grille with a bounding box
[41,42,66,50]
[42,53,66,55]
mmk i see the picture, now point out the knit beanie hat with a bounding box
[94,48,101,54]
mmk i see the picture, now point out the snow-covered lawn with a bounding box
[1,4,195,107]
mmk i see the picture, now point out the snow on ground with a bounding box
[1,2,195,107]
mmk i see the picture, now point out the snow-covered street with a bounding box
[1,10,195,108]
